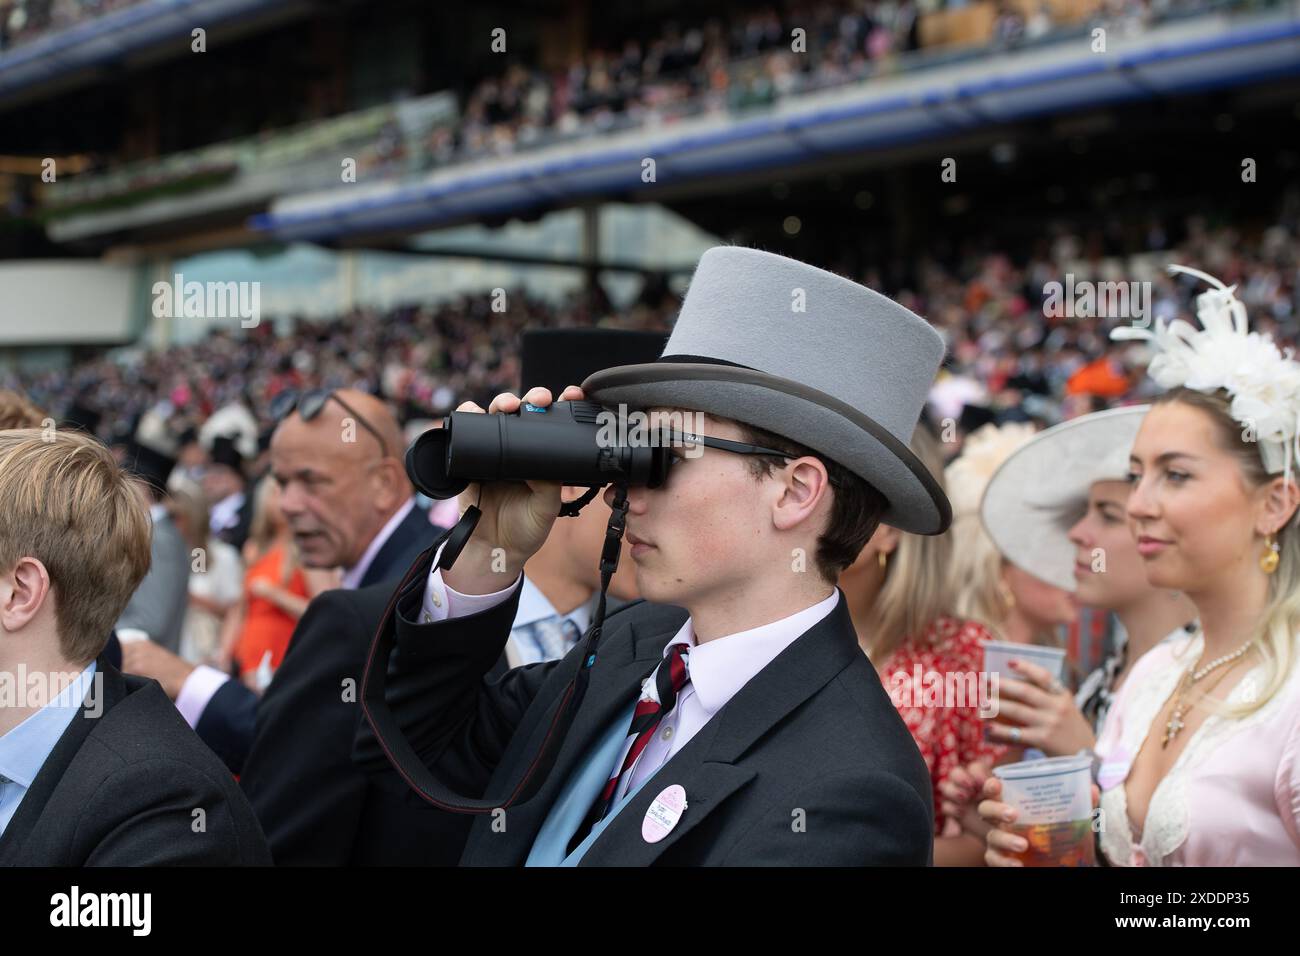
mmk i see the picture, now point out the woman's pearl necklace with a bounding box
[1190,639,1254,682]
[1162,632,1254,748]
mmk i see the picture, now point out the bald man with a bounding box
[123,391,441,755]
[262,389,419,583]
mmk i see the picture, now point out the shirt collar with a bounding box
[341,497,416,589]
[660,590,840,716]
[0,660,97,789]
[515,575,594,635]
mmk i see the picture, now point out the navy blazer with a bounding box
[0,657,270,866]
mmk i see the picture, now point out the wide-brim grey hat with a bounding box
[581,246,951,534]
[981,405,1150,590]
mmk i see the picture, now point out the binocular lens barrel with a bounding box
[407,400,673,500]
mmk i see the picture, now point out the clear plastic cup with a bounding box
[993,754,1096,866]
[982,639,1067,682]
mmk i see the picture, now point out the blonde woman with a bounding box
[976,405,1200,751]
[981,267,1300,865]
[945,422,1079,648]
[841,426,1004,865]
[938,407,1198,837]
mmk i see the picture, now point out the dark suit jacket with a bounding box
[355,545,935,866]
[237,585,475,865]
[237,551,629,866]
[0,658,270,866]
[194,501,439,774]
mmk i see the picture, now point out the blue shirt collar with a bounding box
[0,660,97,788]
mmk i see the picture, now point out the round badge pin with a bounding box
[642,784,688,843]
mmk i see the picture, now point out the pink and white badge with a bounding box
[642,784,688,843]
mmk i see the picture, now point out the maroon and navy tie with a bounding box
[566,642,691,854]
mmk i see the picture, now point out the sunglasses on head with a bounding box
[269,389,391,458]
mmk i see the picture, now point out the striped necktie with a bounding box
[515,613,584,665]
[567,642,691,854]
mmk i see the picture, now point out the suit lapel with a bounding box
[581,590,862,865]
[463,612,684,865]
[360,505,429,589]
[0,658,125,864]
[469,591,861,865]
[578,716,755,866]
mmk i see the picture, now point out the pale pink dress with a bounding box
[1095,630,1300,866]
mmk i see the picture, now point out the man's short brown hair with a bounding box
[0,429,153,664]
[731,420,888,583]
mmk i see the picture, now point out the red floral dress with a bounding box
[876,616,1007,834]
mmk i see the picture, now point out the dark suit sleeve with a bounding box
[79,757,271,866]
[719,770,934,866]
[195,678,258,775]
[239,589,372,865]
[354,564,566,801]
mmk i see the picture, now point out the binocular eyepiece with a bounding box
[406,400,678,500]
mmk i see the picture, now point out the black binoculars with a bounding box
[406,399,679,500]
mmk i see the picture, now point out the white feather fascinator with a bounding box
[1111,264,1300,512]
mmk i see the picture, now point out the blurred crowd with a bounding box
[437,1,952,167]
[424,0,1222,169]
[6,212,1296,469]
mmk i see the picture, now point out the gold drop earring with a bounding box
[1260,532,1280,575]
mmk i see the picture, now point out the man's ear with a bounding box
[773,457,831,531]
[0,557,52,634]
[372,458,408,511]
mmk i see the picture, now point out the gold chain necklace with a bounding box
[1161,637,1254,749]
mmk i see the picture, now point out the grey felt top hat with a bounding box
[581,246,952,534]
[981,405,1150,591]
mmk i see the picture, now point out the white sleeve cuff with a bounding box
[420,539,521,624]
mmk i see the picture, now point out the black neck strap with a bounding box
[360,485,631,814]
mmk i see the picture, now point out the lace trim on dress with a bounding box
[1101,632,1299,866]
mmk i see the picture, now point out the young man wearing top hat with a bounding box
[357,246,949,865]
